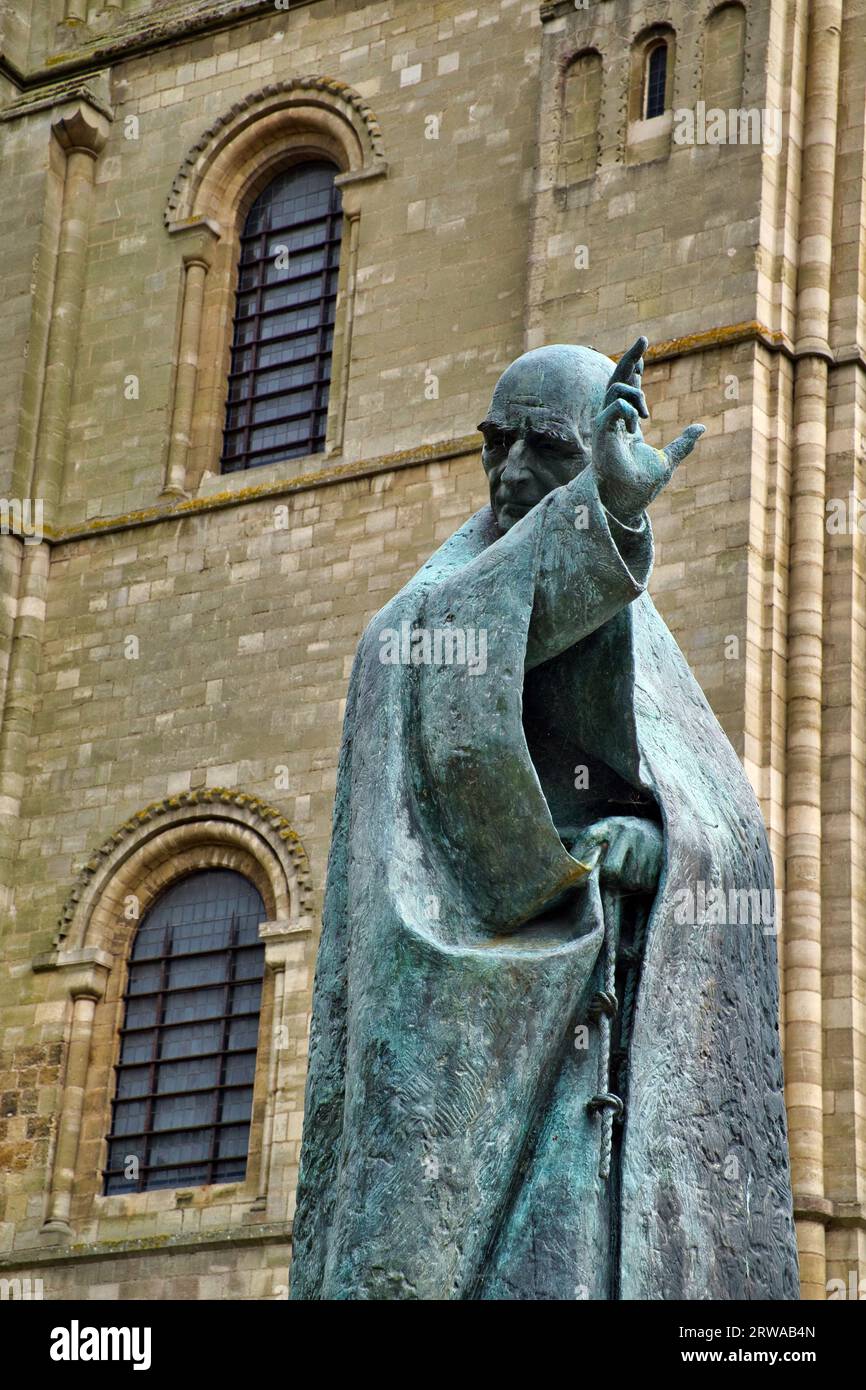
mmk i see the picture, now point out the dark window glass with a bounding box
[220,161,342,473]
[645,43,668,119]
[103,870,266,1194]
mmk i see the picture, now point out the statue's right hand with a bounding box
[567,816,663,895]
[591,335,704,526]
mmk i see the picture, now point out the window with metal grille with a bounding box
[221,160,342,473]
[103,870,266,1194]
[644,42,668,119]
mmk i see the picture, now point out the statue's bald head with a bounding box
[488,344,613,435]
[479,344,614,531]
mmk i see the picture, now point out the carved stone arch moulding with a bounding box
[164,75,388,229]
[627,4,676,42]
[55,788,315,951]
[161,78,387,495]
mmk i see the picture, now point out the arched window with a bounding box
[103,869,266,1194]
[644,41,668,119]
[220,161,343,474]
[560,50,603,184]
[703,3,747,109]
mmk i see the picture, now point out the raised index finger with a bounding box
[610,334,649,388]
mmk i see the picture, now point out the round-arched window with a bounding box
[221,160,343,473]
[644,41,668,119]
[103,869,266,1194]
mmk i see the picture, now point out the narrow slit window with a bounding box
[103,870,266,1194]
[221,161,342,474]
[644,42,668,119]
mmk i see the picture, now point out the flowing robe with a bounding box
[291,467,799,1300]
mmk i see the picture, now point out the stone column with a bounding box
[34,102,109,521]
[0,537,22,759]
[0,99,109,898]
[785,0,842,1300]
[327,176,365,456]
[37,949,113,1240]
[64,1,88,21]
[253,920,312,1217]
[162,219,221,497]
[0,541,49,869]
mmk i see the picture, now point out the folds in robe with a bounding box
[291,467,799,1301]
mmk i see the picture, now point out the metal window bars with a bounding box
[103,870,266,1194]
[220,162,343,473]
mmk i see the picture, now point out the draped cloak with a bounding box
[291,466,800,1300]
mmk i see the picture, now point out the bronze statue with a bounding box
[292,338,799,1300]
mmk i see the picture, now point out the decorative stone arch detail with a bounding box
[559,42,603,77]
[703,0,748,22]
[626,4,677,42]
[163,76,387,228]
[56,788,314,949]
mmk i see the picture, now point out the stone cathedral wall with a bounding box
[0,0,863,1300]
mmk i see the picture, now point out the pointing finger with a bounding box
[610,335,649,388]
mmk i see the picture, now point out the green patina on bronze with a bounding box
[292,341,799,1301]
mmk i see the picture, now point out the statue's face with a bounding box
[479,413,589,532]
[479,345,613,532]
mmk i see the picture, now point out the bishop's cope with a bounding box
[292,338,800,1301]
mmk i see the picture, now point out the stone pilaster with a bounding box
[253,918,314,1220]
[784,0,843,1301]
[36,101,110,521]
[35,948,113,1240]
[0,97,110,900]
[162,220,221,497]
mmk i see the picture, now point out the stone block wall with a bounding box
[0,0,863,1300]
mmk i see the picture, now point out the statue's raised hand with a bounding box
[591,335,705,526]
